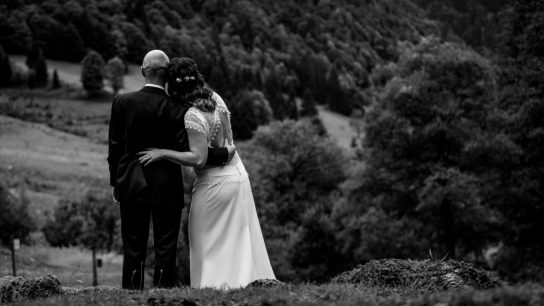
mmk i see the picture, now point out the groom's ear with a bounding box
[141,66,146,78]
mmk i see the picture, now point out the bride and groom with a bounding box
[107,50,276,290]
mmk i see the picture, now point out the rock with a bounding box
[331,259,502,291]
[248,279,286,288]
[0,275,62,303]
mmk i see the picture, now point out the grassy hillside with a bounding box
[0,114,107,226]
[0,246,122,288]
[5,57,358,148]
[0,112,123,288]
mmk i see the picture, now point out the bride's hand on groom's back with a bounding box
[137,148,166,166]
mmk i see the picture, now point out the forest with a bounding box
[0,0,543,285]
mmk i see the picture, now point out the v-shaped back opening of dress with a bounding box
[184,92,239,169]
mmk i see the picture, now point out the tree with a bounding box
[26,44,48,87]
[351,37,507,259]
[81,50,105,97]
[0,182,36,246]
[299,89,318,117]
[120,22,152,63]
[229,90,273,139]
[51,69,60,89]
[105,56,124,95]
[325,68,352,115]
[240,119,347,281]
[0,43,12,87]
[43,191,120,251]
[43,190,120,286]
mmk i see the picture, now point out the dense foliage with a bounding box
[240,119,348,281]
[413,0,510,50]
[0,0,440,136]
[352,37,505,259]
[490,0,544,281]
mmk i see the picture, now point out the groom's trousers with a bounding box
[120,187,183,290]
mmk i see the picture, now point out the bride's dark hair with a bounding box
[166,57,215,112]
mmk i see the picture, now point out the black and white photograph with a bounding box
[0,0,542,305]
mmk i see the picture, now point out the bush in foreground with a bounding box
[333,259,502,291]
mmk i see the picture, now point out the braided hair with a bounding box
[166,57,216,112]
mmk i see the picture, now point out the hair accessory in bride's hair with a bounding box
[183,76,196,82]
[175,76,196,83]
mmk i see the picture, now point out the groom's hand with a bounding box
[111,186,120,205]
[225,138,236,162]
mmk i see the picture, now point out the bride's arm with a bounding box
[138,129,208,168]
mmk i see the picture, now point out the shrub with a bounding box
[43,190,120,252]
[333,258,502,291]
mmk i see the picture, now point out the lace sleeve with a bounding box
[184,107,208,135]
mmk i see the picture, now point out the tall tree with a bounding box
[51,69,60,89]
[105,56,124,95]
[26,44,48,87]
[351,37,507,258]
[81,50,105,97]
[0,43,12,87]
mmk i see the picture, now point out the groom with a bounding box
[108,50,235,290]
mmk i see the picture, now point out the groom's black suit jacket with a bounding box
[107,86,228,204]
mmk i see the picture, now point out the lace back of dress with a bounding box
[209,93,233,148]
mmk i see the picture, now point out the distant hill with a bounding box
[0,0,440,124]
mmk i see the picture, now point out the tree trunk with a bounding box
[92,248,98,286]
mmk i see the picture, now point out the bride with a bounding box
[137,57,276,289]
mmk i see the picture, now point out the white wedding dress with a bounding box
[184,92,276,289]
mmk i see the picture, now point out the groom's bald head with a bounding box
[141,50,169,84]
[142,50,169,69]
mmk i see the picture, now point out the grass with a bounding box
[6,282,544,306]
[317,106,358,149]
